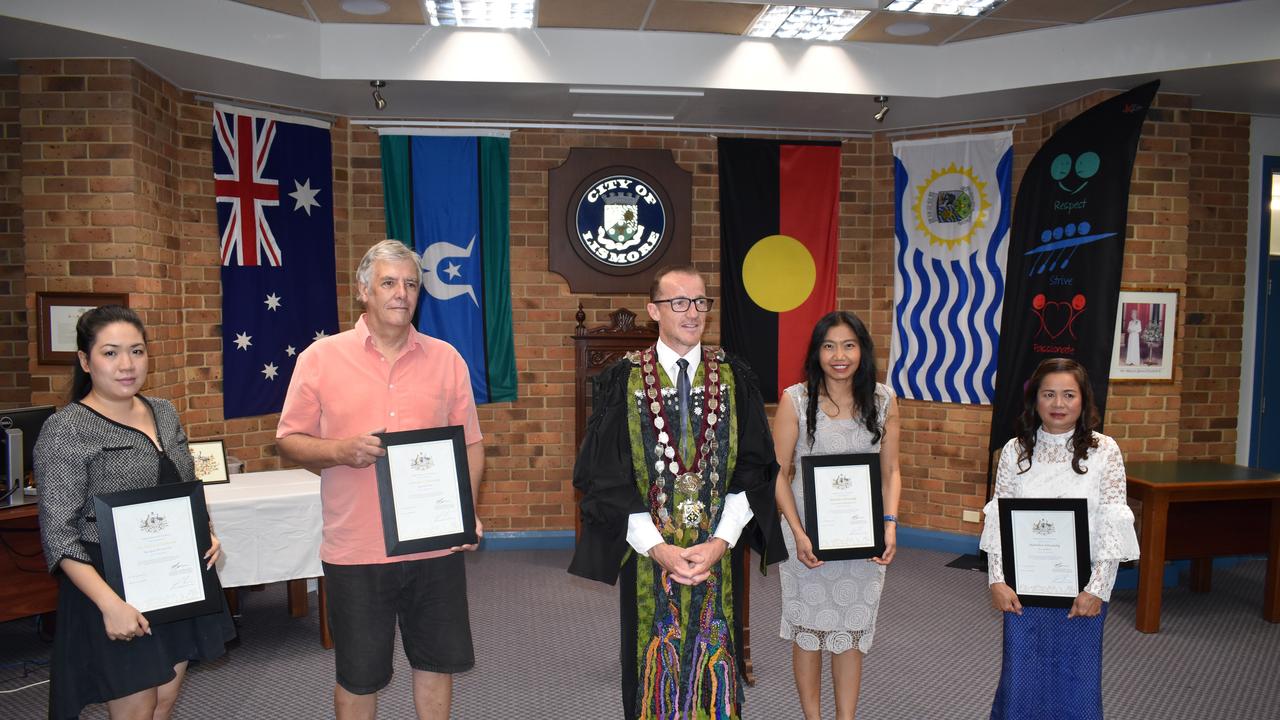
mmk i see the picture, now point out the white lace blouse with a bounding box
[980,428,1140,602]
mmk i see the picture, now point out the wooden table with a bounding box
[1126,461,1280,633]
[0,495,58,623]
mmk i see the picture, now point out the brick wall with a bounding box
[19,60,189,407]
[1182,110,1251,460]
[1093,92,1191,465]
[0,75,27,407]
[10,59,1255,536]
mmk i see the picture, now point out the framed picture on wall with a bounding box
[1110,290,1178,382]
[36,292,130,365]
[188,440,230,485]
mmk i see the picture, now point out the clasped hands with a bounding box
[649,538,729,586]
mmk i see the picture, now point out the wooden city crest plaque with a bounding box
[548,148,692,293]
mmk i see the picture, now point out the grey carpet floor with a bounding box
[2,548,1277,719]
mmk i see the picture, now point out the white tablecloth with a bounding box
[205,469,323,588]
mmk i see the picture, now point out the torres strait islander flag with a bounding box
[718,139,840,402]
[379,133,517,404]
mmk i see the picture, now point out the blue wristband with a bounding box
[883,514,898,524]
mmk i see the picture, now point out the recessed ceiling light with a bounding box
[885,21,931,37]
[425,0,535,28]
[569,88,705,98]
[747,5,871,42]
[885,0,1004,17]
[340,0,391,15]
[572,112,678,121]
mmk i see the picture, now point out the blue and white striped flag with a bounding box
[889,132,1012,405]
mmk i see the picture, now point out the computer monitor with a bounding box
[1,405,56,504]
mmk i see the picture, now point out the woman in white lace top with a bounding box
[980,357,1140,719]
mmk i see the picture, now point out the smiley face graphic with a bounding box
[1050,151,1100,195]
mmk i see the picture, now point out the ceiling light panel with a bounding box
[425,1,535,28]
[885,0,1003,16]
[747,5,870,41]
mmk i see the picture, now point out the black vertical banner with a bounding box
[987,81,1160,489]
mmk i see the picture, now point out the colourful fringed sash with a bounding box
[639,572,738,720]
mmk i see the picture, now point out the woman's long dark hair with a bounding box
[803,311,880,448]
[1013,357,1100,475]
[70,305,147,402]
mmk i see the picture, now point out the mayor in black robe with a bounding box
[568,267,785,720]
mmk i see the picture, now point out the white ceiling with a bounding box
[1,0,1278,133]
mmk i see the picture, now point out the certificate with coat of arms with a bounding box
[998,498,1091,608]
[800,453,885,561]
[93,481,223,624]
[373,426,477,555]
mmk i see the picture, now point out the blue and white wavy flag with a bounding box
[889,132,1012,405]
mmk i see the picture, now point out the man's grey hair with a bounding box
[356,239,422,290]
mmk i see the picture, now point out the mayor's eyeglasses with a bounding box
[651,297,713,313]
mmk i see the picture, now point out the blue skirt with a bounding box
[990,603,1107,720]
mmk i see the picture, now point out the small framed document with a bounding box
[998,498,1091,608]
[188,440,230,485]
[36,292,129,365]
[93,481,222,624]
[800,453,885,561]
[373,426,477,556]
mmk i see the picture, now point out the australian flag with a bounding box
[213,105,339,418]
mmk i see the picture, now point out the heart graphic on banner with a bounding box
[1031,293,1087,340]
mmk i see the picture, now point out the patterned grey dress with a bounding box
[779,382,893,655]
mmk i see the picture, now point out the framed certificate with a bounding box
[998,498,1091,608]
[373,426,477,556]
[800,452,885,561]
[92,481,223,624]
[188,440,230,485]
[36,292,129,365]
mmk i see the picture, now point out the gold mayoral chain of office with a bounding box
[638,345,724,531]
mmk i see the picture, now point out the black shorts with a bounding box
[323,553,474,694]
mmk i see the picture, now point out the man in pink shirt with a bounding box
[277,239,485,720]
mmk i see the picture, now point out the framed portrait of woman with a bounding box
[1109,290,1178,382]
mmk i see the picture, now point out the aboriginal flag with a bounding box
[719,138,840,402]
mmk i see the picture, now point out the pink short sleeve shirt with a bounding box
[277,315,483,565]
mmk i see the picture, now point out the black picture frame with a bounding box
[998,497,1091,608]
[188,439,230,485]
[92,481,222,624]
[800,452,885,561]
[373,426,476,556]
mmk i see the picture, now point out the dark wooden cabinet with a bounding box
[0,500,58,622]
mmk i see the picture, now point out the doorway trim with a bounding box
[1249,155,1279,466]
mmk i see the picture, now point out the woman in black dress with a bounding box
[36,305,234,719]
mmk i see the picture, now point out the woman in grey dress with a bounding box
[36,306,234,719]
[772,311,902,720]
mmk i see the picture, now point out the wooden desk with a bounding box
[1126,462,1280,633]
[0,495,58,623]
